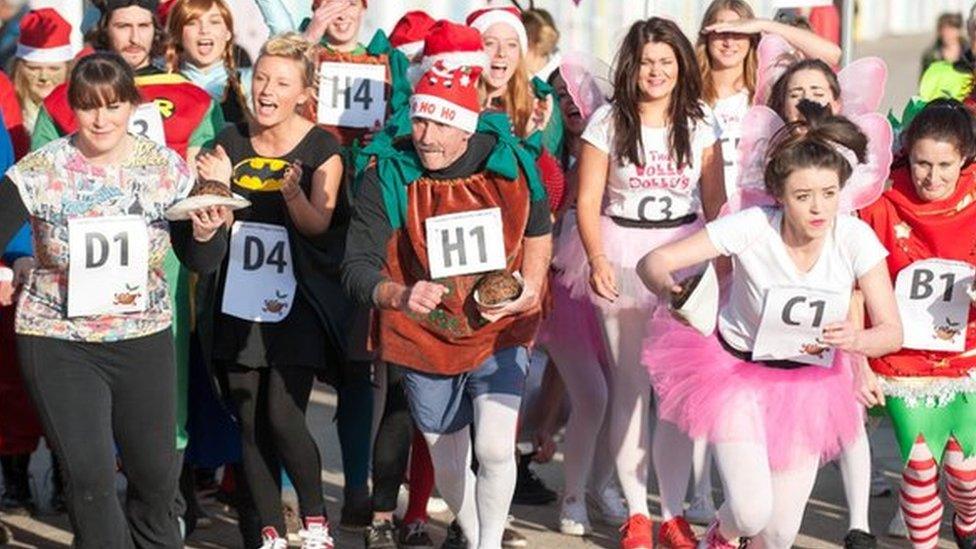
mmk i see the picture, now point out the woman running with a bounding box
[638,108,901,549]
[860,98,976,549]
[195,33,346,549]
[553,17,725,548]
[0,51,228,548]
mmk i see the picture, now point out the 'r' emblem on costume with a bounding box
[153,98,175,118]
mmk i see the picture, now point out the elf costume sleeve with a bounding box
[188,100,224,149]
[30,107,61,152]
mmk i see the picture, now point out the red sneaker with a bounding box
[658,517,699,549]
[701,521,739,549]
[619,514,653,549]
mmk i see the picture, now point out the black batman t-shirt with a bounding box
[211,123,344,370]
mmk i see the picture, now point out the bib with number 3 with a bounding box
[221,222,297,323]
[895,258,975,352]
[128,102,166,145]
[752,286,849,367]
[621,191,692,222]
[316,62,387,129]
[425,208,507,279]
[67,215,149,317]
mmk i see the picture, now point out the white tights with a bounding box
[423,394,521,549]
[546,331,614,502]
[838,430,872,532]
[598,307,652,516]
[712,440,819,549]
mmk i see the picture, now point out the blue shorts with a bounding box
[400,347,529,434]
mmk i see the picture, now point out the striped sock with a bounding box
[901,438,943,549]
[944,438,976,537]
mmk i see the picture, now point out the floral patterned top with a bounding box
[7,136,193,342]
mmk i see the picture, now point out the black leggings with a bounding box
[17,331,181,549]
[224,364,324,533]
[371,364,413,512]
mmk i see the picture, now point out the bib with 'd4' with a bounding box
[221,222,297,323]
[895,258,975,352]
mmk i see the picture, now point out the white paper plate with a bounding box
[164,193,251,221]
[672,262,719,337]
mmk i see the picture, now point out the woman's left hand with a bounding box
[854,357,885,408]
[821,320,860,353]
[189,205,230,242]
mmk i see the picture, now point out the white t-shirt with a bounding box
[712,90,750,200]
[582,102,719,222]
[706,206,889,351]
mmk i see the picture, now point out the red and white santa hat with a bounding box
[419,19,489,75]
[16,8,75,64]
[466,6,527,54]
[390,11,435,59]
[410,62,483,134]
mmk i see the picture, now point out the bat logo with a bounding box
[233,157,289,192]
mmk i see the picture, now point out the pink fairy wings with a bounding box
[754,34,799,107]
[558,52,612,120]
[731,107,893,214]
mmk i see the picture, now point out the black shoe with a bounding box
[511,453,556,506]
[399,520,434,548]
[0,454,33,516]
[364,519,397,549]
[953,515,976,549]
[340,487,372,530]
[843,529,877,549]
[440,520,468,549]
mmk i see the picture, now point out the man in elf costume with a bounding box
[28,0,223,528]
[342,59,552,548]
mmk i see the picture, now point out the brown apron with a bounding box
[377,171,542,375]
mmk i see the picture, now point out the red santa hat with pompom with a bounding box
[390,11,436,60]
[410,62,483,134]
[466,6,527,54]
[419,19,489,75]
[16,8,75,63]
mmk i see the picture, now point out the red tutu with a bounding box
[643,309,864,471]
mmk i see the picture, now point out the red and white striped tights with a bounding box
[900,436,976,548]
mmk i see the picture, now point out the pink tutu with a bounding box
[643,310,864,471]
[536,278,609,368]
[552,211,703,312]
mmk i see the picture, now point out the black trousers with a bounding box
[17,331,182,549]
[223,363,324,536]
[371,364,413,512]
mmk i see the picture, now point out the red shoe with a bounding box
[619,514,653,549]
[701,521,738,549]
[658,517,699,549]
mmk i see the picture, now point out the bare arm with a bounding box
[822,262,902,358]
[699,142,726,222]
[282,155,343,237]
[575,142,620,301]
[636,229,722,298]
[704,18,842,66]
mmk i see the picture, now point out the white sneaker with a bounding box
[559,495,592,536]
[886,507,908,539]
[299,517,335,549]
[426,496,449,515]
[260,527,289,549]
[685,493,718,526]
[588,483,628,526]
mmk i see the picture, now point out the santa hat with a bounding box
[390,11,435,59]
[410,62,482,134]
[16,9,74,63]
[156,0,176,26]
[419,20,489,75]
[466,6,527,54]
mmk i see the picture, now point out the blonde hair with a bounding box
[11,57,70,112]
[696,0,759,105]
[258,33,317,89]
[523,9,559,58]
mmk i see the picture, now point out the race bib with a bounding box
[67,215,149,317]
[221,222,297,323]
[316,62,387,129]
[621,192,691,222]
[128,102,166,145]
[895,258,975,352]
[425,208,506,279]
[752,286,849,367]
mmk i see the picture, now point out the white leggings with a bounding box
[423,394,521,549]
[546,329,614,502]
[597,307,651,516]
